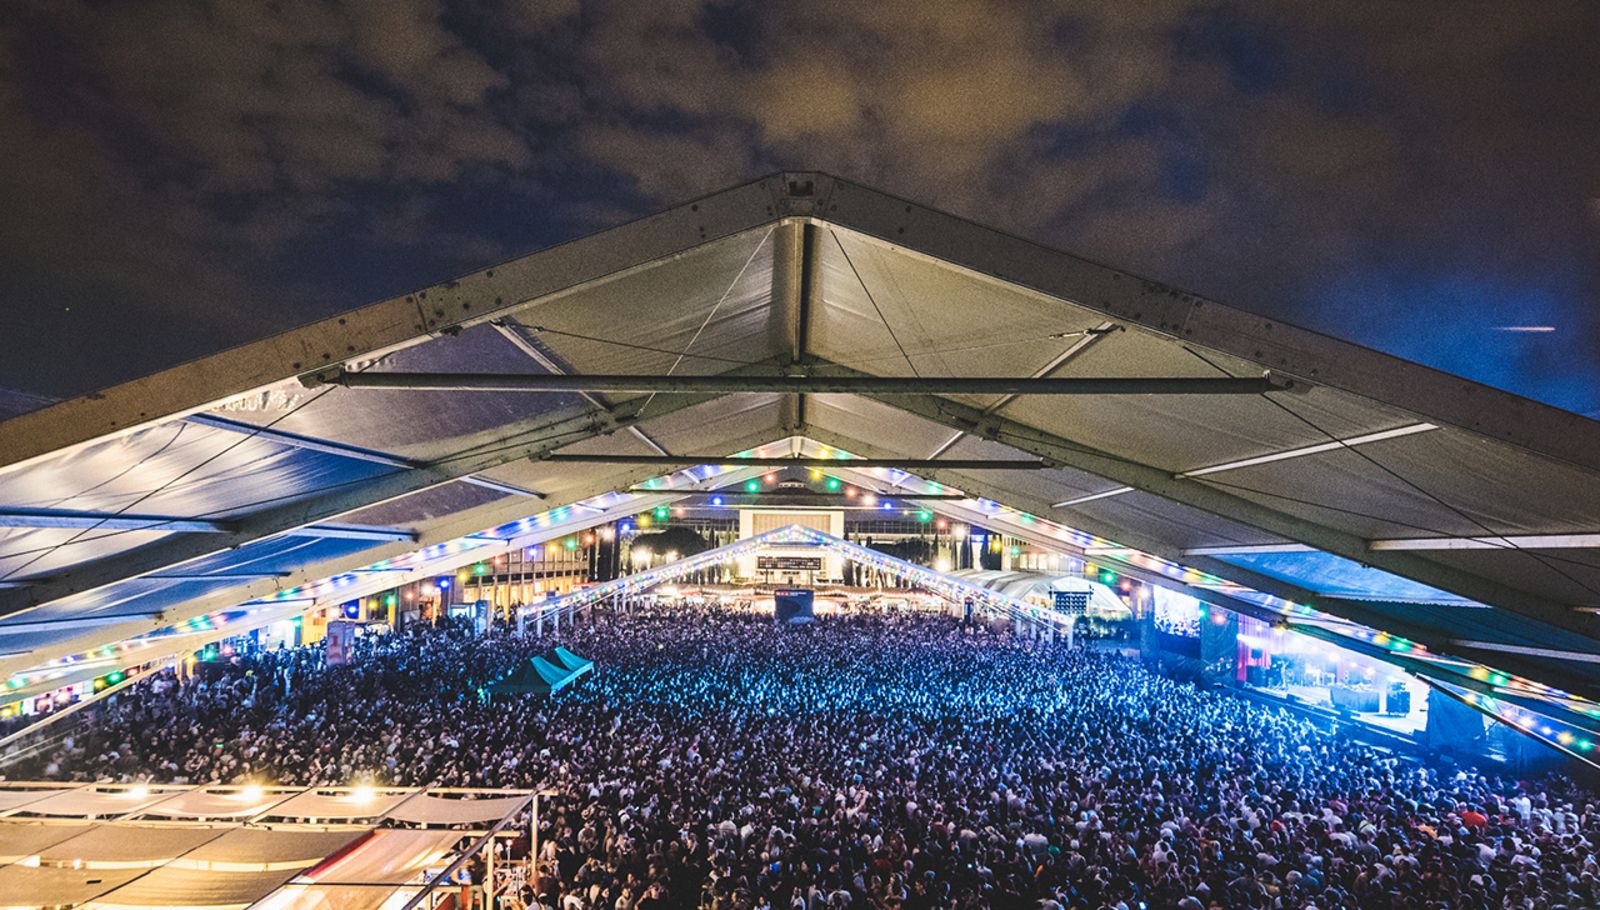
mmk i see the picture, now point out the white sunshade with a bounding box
[136,788,295,820]
[11,786,176,818]
[0,820,96,863]
[83,866,304,909]
[379,792,530,826]
[260,788,415,821]
[0,863,145,908]
[36,823,224,868]
[249,882,408,910]
[0,786,69,814]
[175,827,369,871]
[301,829,462,885]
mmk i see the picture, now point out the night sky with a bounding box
[1,2,1597,414]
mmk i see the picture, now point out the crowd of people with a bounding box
[8,604,1599,910]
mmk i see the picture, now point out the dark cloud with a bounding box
[0,0,1596,413]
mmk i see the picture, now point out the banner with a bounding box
[773,588,815,625]
[325,620,357,665]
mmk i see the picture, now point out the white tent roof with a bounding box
[0,171,1597,707]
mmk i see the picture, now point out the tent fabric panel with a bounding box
[1209,431,1600,543]
[812,229,1106,406]
[0,576,245,628]
[185,827,370,866]
[805,395,966,461]
[250,882,406,910]
[1201,448,1492,542]
[38,824,224,865]
[1067,491,1275,552]
[1353,428,1600,534]
[530,655,581,692]
[1212,551,1477,605]
[996,337,1329,474]
[0,821,96,863]
[507,226,780,379]
[0,787,64,812]
[337,480,511,529]
[156,535,383,578]
[550,647,593,674]
[619,394,787,457]
[1411,548,1600,613]
[949,464,1109,511]
[0,527,173,583]
[467,461,663,515]
[137,790,292,819]
[84,866,301,908]
[0,536,388,633]
[380,793,529,826]
[15,787,175,818]
[0,863,143,907]
[304,828,461,884]
[263,790,413,821]
[1315,598,1600,658]
[0,421,392,525]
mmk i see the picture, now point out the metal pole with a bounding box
[398,795,532,910]
[530,793,540,896]
[545,455,1049,469]
[323,371,1287,396]
[486,832,496,909]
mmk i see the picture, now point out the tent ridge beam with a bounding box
[542,455,1047,469]
[312,370,1290,396]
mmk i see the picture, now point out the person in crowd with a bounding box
[8,604,1598,910]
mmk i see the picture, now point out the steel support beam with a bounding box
[318,371,1287,396]
[0,509,232,534]
[1183,543,1316,557]
[292,524,419,543]
[642,490,969,501]
[146,572,289,581]
[0,509,417,543]
[1188,535,1600,556]
[542,455,1046,469]
[849,384,1599,642]
[774,221,819,432]
[455,476,547,499]
[0,611,165,635]
[1371,534,1600,552]
[185,413,414,468]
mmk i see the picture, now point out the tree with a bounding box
[630,526,711,560]
[867,537,933,565]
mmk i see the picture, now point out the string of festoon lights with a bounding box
[522,524,1063,631]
